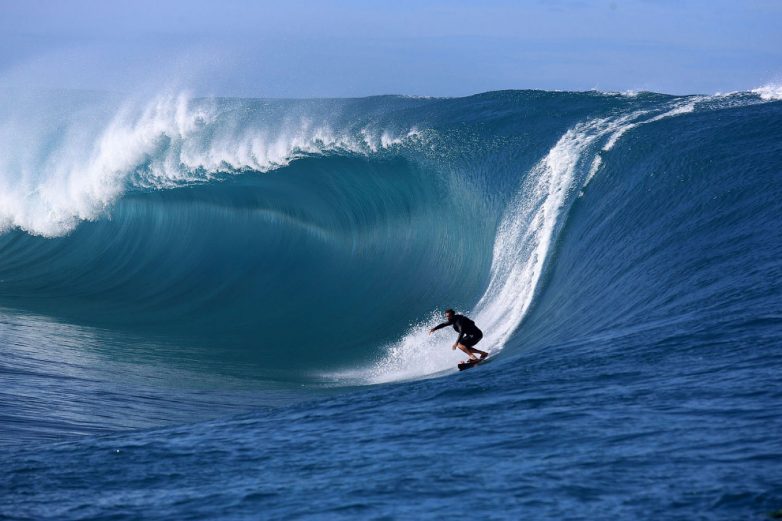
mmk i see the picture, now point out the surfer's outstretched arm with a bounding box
[429,321,451,334]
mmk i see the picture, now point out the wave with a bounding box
[1,88,780,384]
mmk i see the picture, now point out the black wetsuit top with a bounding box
[432,314,483,345]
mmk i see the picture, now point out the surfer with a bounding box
[429,309,488,362]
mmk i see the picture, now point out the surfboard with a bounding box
[457,357,489,371]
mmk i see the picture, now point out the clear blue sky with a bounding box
[1,0,781,97]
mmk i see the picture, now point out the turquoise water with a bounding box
[1,89,781,519]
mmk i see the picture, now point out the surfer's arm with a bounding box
[429,321,450,334]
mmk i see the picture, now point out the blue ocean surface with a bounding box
[1,88,781,519]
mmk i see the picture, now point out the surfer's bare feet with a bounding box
[480,353,488,360]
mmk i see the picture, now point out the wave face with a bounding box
[516,98,782,357]
[1,89,780,383]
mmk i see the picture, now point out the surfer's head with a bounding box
[444,308,455,319]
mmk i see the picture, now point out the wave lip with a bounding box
[0,91,422,237]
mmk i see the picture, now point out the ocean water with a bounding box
[1,88,781,519]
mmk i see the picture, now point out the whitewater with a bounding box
[1,88,781,520]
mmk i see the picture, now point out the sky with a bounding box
[1,0,781,97]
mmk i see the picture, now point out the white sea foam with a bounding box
[0,93,212,236]
[0,92,420,237]
[479,99,705,354]
[751,83,782,101]
[469,117,628,353]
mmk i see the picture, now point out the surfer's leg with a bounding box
[460,333,485,360]
[469,347,489,359]
[456,344,479,361]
